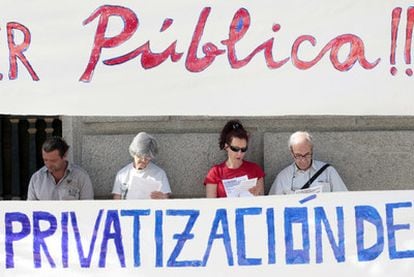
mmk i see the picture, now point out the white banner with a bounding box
[0,190,413,276]
[0,1,413,116]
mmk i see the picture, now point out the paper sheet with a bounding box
[223,176,257,197]
[126,176,162,199]
[294,184,323,194]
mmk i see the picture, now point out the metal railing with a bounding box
[0,116,62,200]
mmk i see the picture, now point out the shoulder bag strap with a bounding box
[301,163,330,190]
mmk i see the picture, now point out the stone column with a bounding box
[10,118,20,199]
[27,118,38,179]
[45,117,55,137]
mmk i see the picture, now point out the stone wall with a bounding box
[62,116,414,199]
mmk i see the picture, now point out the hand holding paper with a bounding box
[223,176,258,197]
[232,178,258,197]
[127,176,163,199]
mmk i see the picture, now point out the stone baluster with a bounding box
[10,118,20,199]
[45,117,55,137]
[27,118,37,178]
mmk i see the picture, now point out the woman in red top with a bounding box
[204,120,265,198]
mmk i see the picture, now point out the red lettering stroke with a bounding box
[80,5,381,82]
[7,22,39,81]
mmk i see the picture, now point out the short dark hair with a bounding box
[42,136,69,157]
[219,120,249,150]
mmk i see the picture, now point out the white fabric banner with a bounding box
[0,0,412,116]
[0,190,413,276]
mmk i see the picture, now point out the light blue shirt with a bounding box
[269,160,348,195]
[27,162,94,200]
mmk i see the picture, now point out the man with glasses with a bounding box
[268,131,347,195]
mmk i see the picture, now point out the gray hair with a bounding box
[288,131,313,149]
[129,132,158,158]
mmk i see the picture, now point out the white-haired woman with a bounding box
[112,132,171,199]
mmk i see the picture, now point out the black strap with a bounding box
[301,163,330,190]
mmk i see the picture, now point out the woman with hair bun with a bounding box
[204,120,265,198]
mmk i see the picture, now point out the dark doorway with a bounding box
[0,115,62,200]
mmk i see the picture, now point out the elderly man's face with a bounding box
[291,141,313,171]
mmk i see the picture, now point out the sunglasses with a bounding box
[229,145,248,153]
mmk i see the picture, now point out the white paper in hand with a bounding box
[223,176,257,197]
[126,176,162,199]
[294,184,323,194]
[232,178,257,197]
[222,175,248,197]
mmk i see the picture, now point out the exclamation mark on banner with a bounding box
[390,7,402,75]
[404,7,414,76]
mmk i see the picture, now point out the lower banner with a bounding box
[1,190,413,276]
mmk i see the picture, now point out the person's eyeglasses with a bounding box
[135,155,152,162]
[292,152,312,160]
[229,145,248,153]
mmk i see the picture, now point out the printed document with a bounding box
[223,176,257,197]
